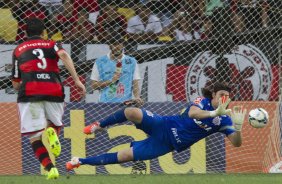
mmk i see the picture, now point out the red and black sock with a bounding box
[31,140,54,171]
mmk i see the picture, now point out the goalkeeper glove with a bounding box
[209,96,231,117]
[230,106,247,131]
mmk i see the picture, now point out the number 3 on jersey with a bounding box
[32,49,47,69]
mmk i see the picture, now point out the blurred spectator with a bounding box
[267,0,282,27]
[0,0,18,42]
[56,0,77,39]
[184,0,205,21]
[126,3,163,44]
[139,0,148,5]
[117,7,136,21]
[68,8,95,62]
[203,1,245,35]
[204,0,246,34]
[176,1,205,38]
[237,0,270,29]
[11,0,50,43]
[148,0,182,28]
[201,15,213,39]
[39,0,64,16]
[231,11,245,33]
[96,2,127,42]
[209,7,236,54]
[205,0,224,16]
[0,0,13,9]
[90,34,142,103]
[73,0,99,25]
[68,8,95,43]
[113,0,139,20]
[164,11,202,41]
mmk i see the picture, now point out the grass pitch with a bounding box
[1,174,282,184]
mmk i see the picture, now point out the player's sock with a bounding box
[99,108,127,128]
[31,140,54,171]
[79,152,118,165]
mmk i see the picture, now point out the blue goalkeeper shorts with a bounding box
[131,109,174,161]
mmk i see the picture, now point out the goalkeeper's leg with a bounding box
[66,137,173,171]
[83,107,143,134]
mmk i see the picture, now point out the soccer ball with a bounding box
[248,108,269,128]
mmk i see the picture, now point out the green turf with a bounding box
[1,174,282,184]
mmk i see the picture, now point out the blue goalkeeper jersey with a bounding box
[164,97,236,152]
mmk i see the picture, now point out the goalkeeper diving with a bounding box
[66,82,246,170]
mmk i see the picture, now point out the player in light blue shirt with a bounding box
[66,83,246,170]
[90,34,142,103]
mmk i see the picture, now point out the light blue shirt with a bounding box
[90,54,140,102]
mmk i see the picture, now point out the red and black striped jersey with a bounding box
[11,37,65,102]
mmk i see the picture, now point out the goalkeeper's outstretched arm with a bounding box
[189,96,231,119]
[188,106,215,119]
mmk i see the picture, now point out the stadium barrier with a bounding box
[0,41,280,103]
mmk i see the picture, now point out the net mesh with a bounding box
[0,0,282,175]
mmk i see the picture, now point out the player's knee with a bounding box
[29,131,43,143]
[118,151,134,162]
[47,121,62,135]
[124,107,142,123]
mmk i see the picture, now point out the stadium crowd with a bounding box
[0,0,281,44]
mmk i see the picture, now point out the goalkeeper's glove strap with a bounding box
[209,110,217,118]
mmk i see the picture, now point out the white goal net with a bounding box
[0,0,282,175]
